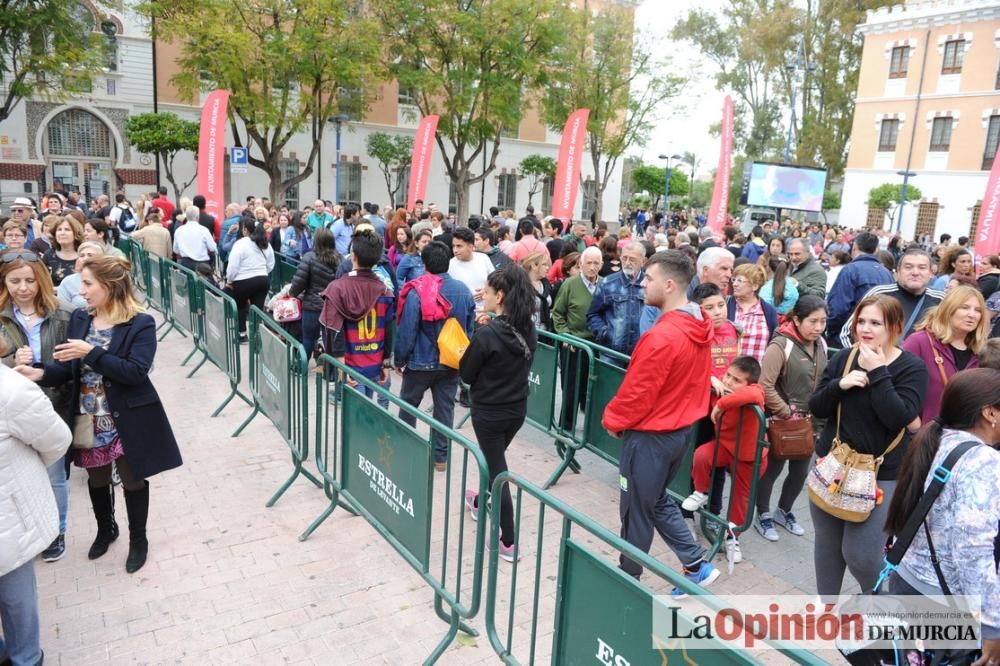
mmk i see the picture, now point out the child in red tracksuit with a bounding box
[682,356,767,563]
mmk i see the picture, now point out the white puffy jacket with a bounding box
[0,364,71,576]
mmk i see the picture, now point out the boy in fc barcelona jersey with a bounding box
[319,228,395,401]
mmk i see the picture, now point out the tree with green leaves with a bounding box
[518,155,556,207]
[370,0,571,223]
[142,0,384,203]
[124,113,200,206]
[545,7,683,223]
[0,0,110,122]
[630,164,689,212]
[673,0,890,178]
[366,132,413,208]
[868,182,921,228]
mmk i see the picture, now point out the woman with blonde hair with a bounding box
[520,251,553,330]
[42,216,83,286]
[16,256,182,573]
[727,262,779,362]
[902,285,988,423]
[0,251,76,562]
[29,214,62,255]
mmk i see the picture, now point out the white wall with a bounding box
[841,167,988,239]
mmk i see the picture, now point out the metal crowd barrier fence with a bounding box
[665,406,770,561]
[269,254,300,296]
[189,279,253,415]
[161,259,206,369]
[484,472,826,665]
[302,354,491,664]
[233,306,320,505]
[118,238,148,302]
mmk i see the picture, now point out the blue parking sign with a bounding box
[230,146,248,173]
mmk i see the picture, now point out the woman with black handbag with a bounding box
[875,369,1000,665]
[15,256,182,574]
[807,294,927,599]
[756,295,828,543]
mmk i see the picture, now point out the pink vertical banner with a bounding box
[707,95,734,234]
[975,153,1000,257]
[196,89,230,223]
[551,108,590,222]
[407,115,439,212]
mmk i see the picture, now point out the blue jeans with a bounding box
[0,559,41,666]
[398,368,459,463]
[350,372,392,409]
[301,309,321,360]
[48,458,67,535]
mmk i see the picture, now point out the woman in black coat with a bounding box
[16,255,181,574]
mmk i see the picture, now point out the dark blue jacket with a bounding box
[394,274,476,371]
[38,311,182,479]
[726,296,779,338]
[826,254,894,334]
[585,269,645,354]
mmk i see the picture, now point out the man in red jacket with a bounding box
[602,250,719,596]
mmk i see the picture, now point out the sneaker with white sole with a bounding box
[755,512,780,542]
[774,508,805,536]
[464,490,479,521]
[41,534,66,562]
[494,541,521,563]
[670,562,721,599]
[725,536,742,563]
[681,490,709,512]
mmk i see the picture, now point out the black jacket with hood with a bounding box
[460,315,538,420]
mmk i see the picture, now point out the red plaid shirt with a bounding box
[734,299,769,363]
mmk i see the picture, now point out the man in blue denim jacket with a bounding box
[586,242,647,355]
[394,241,476,470]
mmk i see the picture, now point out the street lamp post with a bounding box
[783,36,816,165]
[895,169,917,234]
[658,153,682,215]
[330,113,350,205]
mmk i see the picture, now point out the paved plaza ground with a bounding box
[34,311,851,664]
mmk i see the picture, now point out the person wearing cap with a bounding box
[9,197,38,243]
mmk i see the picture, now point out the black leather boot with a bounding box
[87,484,119,559]
[124,482,149,573]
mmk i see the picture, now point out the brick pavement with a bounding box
[35,311,847,664]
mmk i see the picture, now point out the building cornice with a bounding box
[855,89,1000,104]
[859,1,1000,35]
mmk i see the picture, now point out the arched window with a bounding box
[47,109,112,158]
[69,2,96,34]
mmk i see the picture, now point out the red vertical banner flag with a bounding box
[975,154,1000,257]
[197,89,230,223]
[407,115,439,212]
[551,108,590,222]
[707,95,735,235]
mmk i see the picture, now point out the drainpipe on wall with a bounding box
[897,29,931,235]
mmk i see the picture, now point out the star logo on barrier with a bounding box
[377,433,394,469]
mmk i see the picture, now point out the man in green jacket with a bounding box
[787,238,828,299]
[552,247,602,432]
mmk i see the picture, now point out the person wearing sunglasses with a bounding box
[0,251,76,563]
[15,256,182,574]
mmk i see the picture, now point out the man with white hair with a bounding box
[172,205,217,270]
[552,246,603,431]
[586,242,647,355]
[640,246,733,334]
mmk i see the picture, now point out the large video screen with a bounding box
[746,162,827,212]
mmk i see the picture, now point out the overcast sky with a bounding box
[632,0,726,179]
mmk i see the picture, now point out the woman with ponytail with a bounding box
[760,254,799,315]
[459,264,538,563]
[884,368,1000,662]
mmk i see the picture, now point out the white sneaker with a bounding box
[725,536,743,563]
[774,508,806,536]
[681,490,709,512]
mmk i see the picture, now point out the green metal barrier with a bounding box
[162,259,205,368]
[269,254,300,296]
[145,254,187,341]
[146,252,165,314]
[189,279,253,415]
[302,354,491,664]
[118,238,148,301]
[664,406,770,561]
[233,306,320,504]
[484,472,827,665]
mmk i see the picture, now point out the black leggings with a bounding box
[471,413,525,547]
[230,275,270,333]
[86,455,145,492]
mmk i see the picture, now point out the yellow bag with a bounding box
[437,317,470,369]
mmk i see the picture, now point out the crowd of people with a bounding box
[5,186,1000,662]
